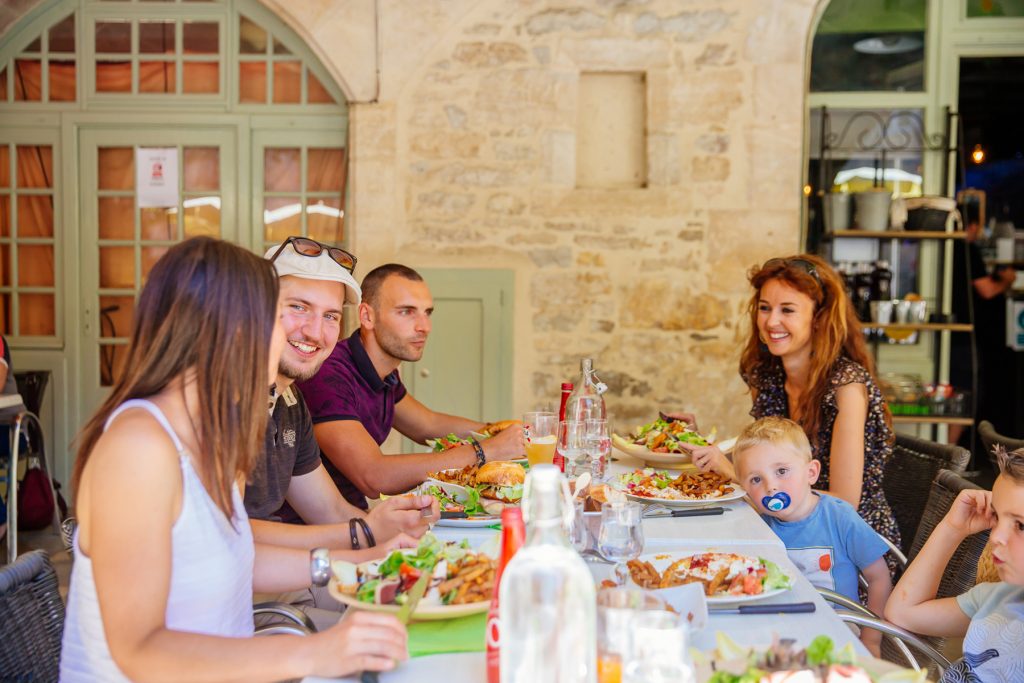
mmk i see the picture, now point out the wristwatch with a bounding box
[310,547,331,587]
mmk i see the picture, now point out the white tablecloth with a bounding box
[304,455,866,682]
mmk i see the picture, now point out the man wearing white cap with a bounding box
[246,237,439,555]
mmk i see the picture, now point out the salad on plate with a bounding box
[625,418,711,453]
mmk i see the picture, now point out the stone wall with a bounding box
[334,0,820,436]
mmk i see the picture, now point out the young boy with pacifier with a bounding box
[885,446,1024,682]
[731,416,893,656]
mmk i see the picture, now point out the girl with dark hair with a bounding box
[678,254,900,548]
[61,237,407,682]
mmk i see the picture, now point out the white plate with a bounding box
[627,552,791,605]
[329,586,490,621]
[612,433,694,467]
[434,515,500,528]
[612,470,746,508]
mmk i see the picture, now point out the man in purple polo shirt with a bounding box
[299,264,524,507]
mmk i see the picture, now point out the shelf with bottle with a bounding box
[866,322,973,333]
[892,415,974,426]
[825,229,967,240]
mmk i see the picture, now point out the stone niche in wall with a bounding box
[576,71,647,189]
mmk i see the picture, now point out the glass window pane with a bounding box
[307,198,344,244]
[100,246,135,288]
[13,59,41,100]
[99,196,134,240]
[49,14,76,53]
[183,196,220,237]
[99,295,134,339]
[182,61,218,93]
[141,246,169,281]
[16,146,53,188]
[95,21,131,53]
[98,148,134,190]
[96,61,132,92]
[264,148,300,191]
[18,244,55,286]
[307,70,335,104]
[139,22,175,54]
[263,196,300,242]
[307,148,345,191]
[141,207,176,240]
[0,67,7,101]
[19,293,55,336]
[183,147,218,191]
[0,244,9,286]
[183,22,218,54]
[16,195,54,237]
[0,293,9,335]
[139,61,175,93]
[48,60,76,101]
[0,196,9,237]
[810,0,925,92]
[0,146,8,186]
[239,16,267,54]
[273,61,301,103]
[99,343,127,387]
[273,37,291,55]
[238,61,266,102]
[968,0,1024,17]
[24,37,41,53]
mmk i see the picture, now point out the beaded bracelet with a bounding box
[355,518,376,548]
[470,437,487,466]
[348,517,361,550]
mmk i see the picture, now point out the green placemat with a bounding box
[408,612,486,658]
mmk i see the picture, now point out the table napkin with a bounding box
[408,612,486,657]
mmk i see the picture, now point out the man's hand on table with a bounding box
[368,494,440,541]
[480,422,526,461]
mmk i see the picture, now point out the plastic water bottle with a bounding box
[499,465,597,683]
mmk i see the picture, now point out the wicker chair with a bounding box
[883,434,970,556]
[0,550,65,682]
[978,420,1024,468]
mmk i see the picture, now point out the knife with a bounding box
[709,601,816,615]
[643,507,726,519]
[440,510,469,519]
[360,567,434,683]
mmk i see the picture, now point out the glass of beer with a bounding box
[523,411,557,466]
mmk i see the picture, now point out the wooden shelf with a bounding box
[827,230,966,240]
[867,323,974,333]
[892,415,973,426]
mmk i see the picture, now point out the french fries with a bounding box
[442,554,496,605]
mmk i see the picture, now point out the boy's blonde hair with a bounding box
[733,416,813,472]
[995,446,1024,483]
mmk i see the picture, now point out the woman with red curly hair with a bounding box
[679,255,900,548]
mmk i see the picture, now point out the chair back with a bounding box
[13,371,50,418]
[978,420,1024,468]
[0,549,66,682]
[883,434,970,555]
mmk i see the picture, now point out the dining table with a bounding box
[303,452,869,683]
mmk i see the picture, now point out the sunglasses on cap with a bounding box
[763,257,822,288]
[269,236,357,274]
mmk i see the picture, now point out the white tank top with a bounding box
[60,399,255,682]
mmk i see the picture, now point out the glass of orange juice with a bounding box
[523,411,557,466]
[596,588,667,683]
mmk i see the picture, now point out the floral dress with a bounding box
[747,356,901,550]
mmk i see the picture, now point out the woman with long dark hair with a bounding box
[61,237,407,682]
[681,255,899,548]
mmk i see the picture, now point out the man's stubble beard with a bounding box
[374,326,424,363]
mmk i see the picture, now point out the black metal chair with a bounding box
[978,419,1024,468]
[883,434,970,556]
[0,549,65,682]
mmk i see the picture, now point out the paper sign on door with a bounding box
[136,147,179,208]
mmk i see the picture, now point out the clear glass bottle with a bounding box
[564,359,607,423]
[499,465,597,683]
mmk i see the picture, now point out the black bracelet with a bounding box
[355,518,376,548]
[470,437,487,466]
[348,518,361,550]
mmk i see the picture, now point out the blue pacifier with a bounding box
[762,492,791,512]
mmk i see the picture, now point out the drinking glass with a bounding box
[556,419,588,479]
[596,588,666,683]
[569,497,589,552]
[584,418,611,481]
[523,411,557,466]
[622,610,693,683]
[598,501,644,585]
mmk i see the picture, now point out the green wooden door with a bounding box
[401,269,514,452]
[78,126,237,418]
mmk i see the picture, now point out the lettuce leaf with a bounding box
[805,635,834,667]
[760,558,792,591]
[356,579,379,604]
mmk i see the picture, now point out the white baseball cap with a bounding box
[264,240,361,305]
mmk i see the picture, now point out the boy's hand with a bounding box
[679,442,735,481]
[942,489,994,538]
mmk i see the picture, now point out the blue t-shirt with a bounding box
[942,582,1024,683]
[762,492,888,601]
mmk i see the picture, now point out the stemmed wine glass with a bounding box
[556,420,587,479]
[584,418,611,481]
[598,501,644,585]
